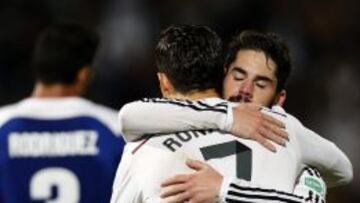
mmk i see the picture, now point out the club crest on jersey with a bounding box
[305,177,324,195]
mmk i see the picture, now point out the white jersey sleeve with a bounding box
[287,112,353,187]
[118,98,233,142]
[293,167,327,203]
[220,177,303,203]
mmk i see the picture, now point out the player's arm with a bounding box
[289,114,353,188]
[294,166,327,203]
[161,160,323,203]
[220,178,318,203]
[119,98,288,151]
[220,177,326,203]
[119,98,231,141]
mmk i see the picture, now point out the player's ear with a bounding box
[274,90,286,106]
[76,66,91,95]
[157,72,174,98]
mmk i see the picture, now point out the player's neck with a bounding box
[31,82,82,98]
[167,88,220,100]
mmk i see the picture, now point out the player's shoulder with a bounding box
[130,142,192,189]
[127,139,190,172]
[260,106,301,138]
[133,97,228,108]
[114,142,180,202]
[74,98,122,135]
[0,101,22,114]
[262,106,287,119]
[0,100,28,126]
[82,99,118,118]
[262,106,303,125]
[0,97,121,135]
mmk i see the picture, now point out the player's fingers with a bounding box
[255,134,276,152]
[273,128,289,141]
[162,191,191,203]
[259,126,287,146]
[161,174,192,187]
[235,103,261,115]
[186,159,207,171]
[262,140,277,153]
[262,113,285,129]
[264,121,289,141]
[160,183,188,198]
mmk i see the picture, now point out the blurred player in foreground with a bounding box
[0,23,125,203]
[110,25,352,203]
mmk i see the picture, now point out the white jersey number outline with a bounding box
[30,167,80,203]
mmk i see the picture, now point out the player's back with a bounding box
[0,97,125,203]
[120,120,302,202]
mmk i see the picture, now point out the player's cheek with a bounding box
[223,80,238,98]
[254,89,270,105]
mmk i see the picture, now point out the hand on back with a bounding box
[230,103,289,152]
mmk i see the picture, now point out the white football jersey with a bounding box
[111,97,352,203]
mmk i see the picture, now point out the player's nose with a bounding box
[239,81,254,98]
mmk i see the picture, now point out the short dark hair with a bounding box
[32,23,99,84]
[224,30,292,92]
[155,25,223,94]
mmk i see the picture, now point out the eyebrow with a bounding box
[231,66,274,83]
[231,66,247,75]
[256,75,273,83]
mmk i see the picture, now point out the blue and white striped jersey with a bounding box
[0,97,125,203]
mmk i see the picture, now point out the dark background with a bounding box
[0,0,358,202]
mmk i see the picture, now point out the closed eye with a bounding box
[233,73,245,81]
[255,79,271,89]
[231,67,246,81]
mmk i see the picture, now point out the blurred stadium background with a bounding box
[0,0,358,202]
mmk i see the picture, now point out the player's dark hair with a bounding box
[32,23,99,84]
[224,30,291,92]
[155,25,223,94]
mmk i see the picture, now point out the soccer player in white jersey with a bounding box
[0,23,125,203]
[110,26,352,203]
